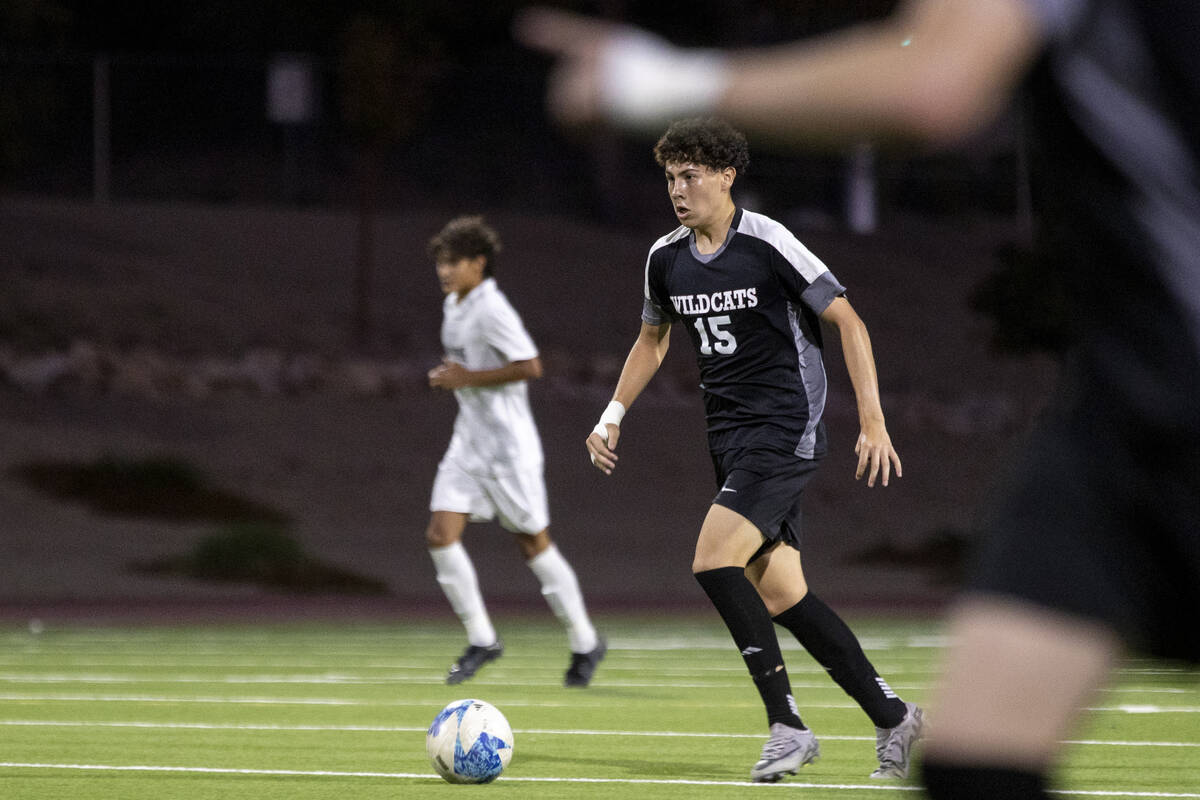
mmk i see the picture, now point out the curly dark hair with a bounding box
[653,117,750,175]
[427,215,502,275]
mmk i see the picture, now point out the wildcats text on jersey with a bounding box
[670,287,758,316]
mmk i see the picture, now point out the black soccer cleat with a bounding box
[564,636,606,687]
[446,641,503,685]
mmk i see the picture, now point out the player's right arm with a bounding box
[586,320,671,475]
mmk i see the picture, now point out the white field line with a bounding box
[0,692,765,709]
[0,651,914,665]
[0,692,559,707]
[0,662,942,679]
[0,674,929,692]
[3,719,1199,750]
[0,673,431,685]
[2,689,1198,715]
[4,637,947,655]
[2,648,1189,677]
[0,638,811,652]
[0,675,924,690]
[4,632,1191,669]
[0,673,1194,701]
[0,658,934,672]
[0,719,870,740]
[0,658,780,672]
[0,674,930,691]
[0,762,924,791]
[0,761,1198,797]
[0,693,812,713]
[3,633,943,648]
[0,692,482,706]
[0,661,1191,700]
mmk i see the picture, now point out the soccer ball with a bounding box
[426,698,514,784]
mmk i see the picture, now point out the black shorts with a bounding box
[710,442,822,559]
[968,365,1200,663]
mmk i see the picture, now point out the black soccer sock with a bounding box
[922,760,1050,799]
[772,592,906,729]
[694,567,804,729]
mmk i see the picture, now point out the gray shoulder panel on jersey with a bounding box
[642,296,667,326]
[736,209,831,284]
[800,271,847,316]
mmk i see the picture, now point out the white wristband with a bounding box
[599,400,626,427]
[599,30,730,129]
[592,400,626,443]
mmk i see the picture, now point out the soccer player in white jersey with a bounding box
[584,119,922,782]
[424,215,605,687]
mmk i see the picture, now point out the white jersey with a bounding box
[439,277,543,474]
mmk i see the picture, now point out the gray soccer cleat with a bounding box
[445,641,503,685]
[870,702,925,779]
[750,723,820,783]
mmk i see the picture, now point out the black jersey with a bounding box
[642,207,845,458]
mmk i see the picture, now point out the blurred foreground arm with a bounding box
[515,0,1044,146]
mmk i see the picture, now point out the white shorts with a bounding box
[429,457,549,535]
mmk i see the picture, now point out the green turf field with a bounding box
[1,614,1197,798]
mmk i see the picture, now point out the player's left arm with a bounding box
[819,296,901,487]
[428,357,543,390]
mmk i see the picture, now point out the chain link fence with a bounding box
[1,49,1025,230]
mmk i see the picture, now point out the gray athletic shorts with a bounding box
[710,443,822,561]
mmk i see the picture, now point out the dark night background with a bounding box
[2,0,1023,219]
[0,1,1057,619]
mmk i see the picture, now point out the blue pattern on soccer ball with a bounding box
[427,699,472,738]
[454,730,511,783]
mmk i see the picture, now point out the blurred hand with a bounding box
[428,359,471,390]
[514,7,611,126]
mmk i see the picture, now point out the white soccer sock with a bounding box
[429,542,496,647]
[527,544,598,654]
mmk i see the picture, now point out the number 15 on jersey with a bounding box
[694,315,738,355]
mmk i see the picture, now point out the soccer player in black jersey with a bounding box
[522,2,1200,798]
[585,117,922,783]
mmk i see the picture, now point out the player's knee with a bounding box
[756,583,808,616]
[425,521,459,549]
[692,549,742,574]
[757,594,789,618]
[516,529,551,560]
